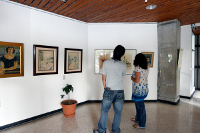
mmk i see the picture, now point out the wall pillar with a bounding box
[157,19,181,103]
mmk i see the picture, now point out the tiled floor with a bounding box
[193,90,200,99]
[1,91,200,133]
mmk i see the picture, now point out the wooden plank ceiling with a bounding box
[10,0,200,34]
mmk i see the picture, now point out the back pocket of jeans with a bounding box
[116,92,124,102]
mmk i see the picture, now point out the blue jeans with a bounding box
[135,100,146,128]
[98,89,124,133]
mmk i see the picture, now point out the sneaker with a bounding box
[93,129,99,133]
[93,129,106,133]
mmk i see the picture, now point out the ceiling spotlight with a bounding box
[61,0,67,2]
[146,5,157,10]
[191,24,197,31]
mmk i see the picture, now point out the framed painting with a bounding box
[33,45,58,76]
[64,48,82,74]
[0,41,24,78]
[177,49,183,70]
[141,52,154,68]
[95,49,137,74]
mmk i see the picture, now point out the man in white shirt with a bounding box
[94,45,126,133]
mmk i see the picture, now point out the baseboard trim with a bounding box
[0,99,156,131]
[180,91,196,99]
[158,98,180,105]
[0,108,62,131]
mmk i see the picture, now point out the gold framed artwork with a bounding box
[64,48,82,74]
[95,49,137,74]
[0,41,24,78]
[33,45,58,76]
[141,52,154,68]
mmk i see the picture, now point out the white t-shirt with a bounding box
[102,59,126,90]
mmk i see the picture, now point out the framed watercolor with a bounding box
[64,48,82,74]
[141,52,154,68]
[0,41,24,78]
[95,49,137,75]
[33,45,58,76]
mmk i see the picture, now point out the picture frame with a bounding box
[33,45,58,76]
[177,49,183,70]
[141,52,154,68]
[0,41,24,78]
[95,49,137,75]
[64,48,82,74]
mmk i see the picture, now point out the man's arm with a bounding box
[102,74,106,88]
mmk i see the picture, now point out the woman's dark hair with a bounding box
[6,46,15,53]
[134,53,148,69]
[112,45,125,61]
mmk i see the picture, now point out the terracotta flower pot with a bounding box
[61,99,77,117]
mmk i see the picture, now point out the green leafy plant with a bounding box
[61,84,74,99]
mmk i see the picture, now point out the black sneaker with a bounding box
[93,129,99,133]
[93,129,106,133]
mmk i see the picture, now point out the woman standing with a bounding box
[130,53,149,129]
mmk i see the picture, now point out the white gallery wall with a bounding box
[180,25,195,97]
[0,0,194,128]
[88,23,158,101]
[0,0,89,126]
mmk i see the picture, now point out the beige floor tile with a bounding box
[1,92,200,133]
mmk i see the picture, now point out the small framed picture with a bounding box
[141,52,154,68]
[33,45,58,76]
[0,41,24,78]
[64,48,82,74]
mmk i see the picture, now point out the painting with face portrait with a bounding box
[0,41,24,78]
[141,52,154,68]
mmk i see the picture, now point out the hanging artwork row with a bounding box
[0,41,24,78]
[33,45,82,76]
[1,41,140,77]
[95,49,137,75]
[0,42,83,78]
[33,45,83,76]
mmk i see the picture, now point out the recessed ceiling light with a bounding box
[61,0,67,2]
[146,5,157,10]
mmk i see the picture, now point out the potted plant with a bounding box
[61,84,77,117]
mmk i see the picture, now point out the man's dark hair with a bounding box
[112,45,125,61]
[6,46,15,53]
[134,53,148,69]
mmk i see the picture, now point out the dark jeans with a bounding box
[98,89,124,133]
[135,100,146,128]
